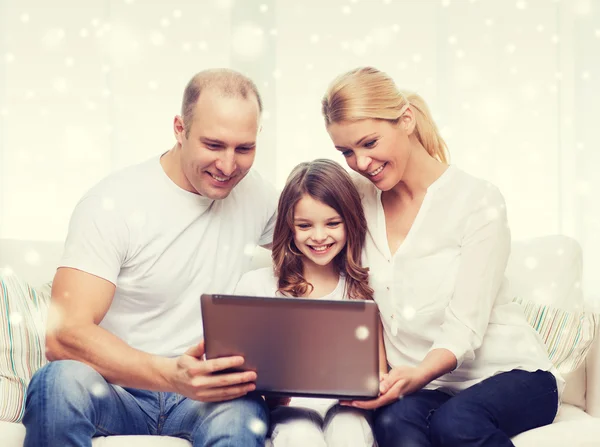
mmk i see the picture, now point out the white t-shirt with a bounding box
[234,267,346,301]
[60,155,277,357]
[353,165,562,393]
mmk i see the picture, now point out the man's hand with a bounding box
[341,366,428,410]
[167,340,258,403]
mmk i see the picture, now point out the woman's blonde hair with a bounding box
[322,66,449,164]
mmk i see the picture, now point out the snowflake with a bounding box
[524,256,538,270]
[355,325,370,341]
[25,249,41,266]
[231,24,265,60]
[42,28,66,48]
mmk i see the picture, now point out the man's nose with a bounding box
[215,152,236,176]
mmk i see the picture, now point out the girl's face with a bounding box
[293,194,347,268]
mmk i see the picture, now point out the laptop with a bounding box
[200,293,380,400]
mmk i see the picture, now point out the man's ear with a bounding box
[174,115,185,145]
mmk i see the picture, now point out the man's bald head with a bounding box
[181,68,262,137]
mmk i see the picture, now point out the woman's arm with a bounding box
[428,186,511,369]
[378,319,389,377]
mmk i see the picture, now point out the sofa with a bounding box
[1,235,599,446]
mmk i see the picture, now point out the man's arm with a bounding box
[46,267,257,401]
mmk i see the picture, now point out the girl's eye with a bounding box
[327,222,342,227]
[296,224,311,229]
[364,139,378,148]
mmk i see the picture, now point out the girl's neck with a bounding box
[301,258,340,298]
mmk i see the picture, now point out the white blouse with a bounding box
[354,165,562,394]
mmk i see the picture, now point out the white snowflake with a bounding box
[102,197,115,210]
[516,0,527,9]
[4,53,15,63]
[150,31,165,46]
[25,249,41,266]
[53,77,68,93]
[42,28,66,48]
[231,24,265,60]
[90,382,109,398]
[524,256,538,270]
[402,306,416,320]
[20,13,30,23]
[10,312,23,326]
[355,325,370,341]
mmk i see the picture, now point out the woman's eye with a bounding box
[364,139,378,148]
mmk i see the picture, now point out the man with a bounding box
[23,69,277,447]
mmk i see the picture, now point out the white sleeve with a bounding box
[234,270,262,296]
[258,180,279,247]
[59,194,129,285]
[429,186,511,368]
[234,268,276,297]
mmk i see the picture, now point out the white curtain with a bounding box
[0,0,598,302]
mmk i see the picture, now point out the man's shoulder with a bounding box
[239,266,275,283]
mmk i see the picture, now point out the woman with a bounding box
[321,66,561,447]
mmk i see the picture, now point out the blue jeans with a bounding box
[373,369,559,447]
[23,360,269,447]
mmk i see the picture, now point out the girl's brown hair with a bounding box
[272,159,373,301]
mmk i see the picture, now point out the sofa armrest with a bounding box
[586,326,600,417]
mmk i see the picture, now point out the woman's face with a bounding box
[327,118,411,192]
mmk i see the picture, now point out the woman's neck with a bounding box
[301,259,340,298]
[386,138,448,202]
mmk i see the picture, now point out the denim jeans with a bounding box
[373,369,559,447]
[23,360,269,447]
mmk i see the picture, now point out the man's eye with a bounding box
[342,150,353,157]
[237,147,254,153]
[364,139,378,148]
[206,144,221,149]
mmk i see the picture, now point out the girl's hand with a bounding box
[342,366,428,410]
[265,396,291,410]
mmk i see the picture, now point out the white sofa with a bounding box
[1,236,599,446]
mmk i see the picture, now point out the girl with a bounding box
[321,66,561,447]
[235,159,386,447]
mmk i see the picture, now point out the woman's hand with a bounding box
[342,365,429,410]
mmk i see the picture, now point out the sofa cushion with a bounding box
[514,296,598,375]
[0,422,192,447]
[0,270,51,422]
[507,235,594,408]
